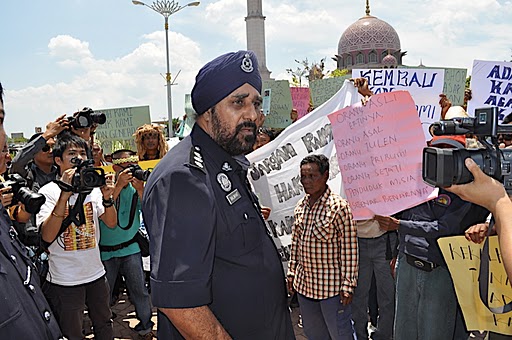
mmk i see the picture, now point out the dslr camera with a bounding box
[125,164,151,181]
[68,107,106,130]
[422,107,512,192]
[71,158,106,194]
[0,174,46,214]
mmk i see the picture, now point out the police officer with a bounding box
[375,137,489,340]
[142,51,294,339]
[0,82,63,339]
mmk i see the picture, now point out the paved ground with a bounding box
[84,289,306,339]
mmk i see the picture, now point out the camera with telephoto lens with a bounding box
[125,164,151,181]
[0,174,46,214]
[71,158,106,193]
[67,107,106,129]
[422,107,512,193]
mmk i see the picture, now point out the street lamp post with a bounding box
[132,0,200,138]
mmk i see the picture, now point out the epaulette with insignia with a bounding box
[187,145,206,173]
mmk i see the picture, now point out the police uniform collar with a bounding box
[190,125,242,172]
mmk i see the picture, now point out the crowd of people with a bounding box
[1,49,512,340]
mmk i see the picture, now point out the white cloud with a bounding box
[48,35,93,60]
[5,32,203,135]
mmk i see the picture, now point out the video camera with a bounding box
[0,174,46,214]
[422,107,512,192]
[125,164,151,181]
[68,107,106,130]
[71,158,106,194]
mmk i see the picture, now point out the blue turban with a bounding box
[191,50,262,115]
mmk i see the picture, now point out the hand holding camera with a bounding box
[101,173,115,200]
[0,187,14,207]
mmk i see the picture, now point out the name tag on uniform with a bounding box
[226,189,241,205]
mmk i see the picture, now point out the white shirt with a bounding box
[37,182,105,285]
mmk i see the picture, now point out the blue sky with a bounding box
[1,0,511,136]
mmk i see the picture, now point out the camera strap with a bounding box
[40,193,87,251]
[116,192,139,231]
[478,218,512,314]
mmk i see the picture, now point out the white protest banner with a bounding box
[262,80,293,129]
[95,105,151,154]
[352,68,445,140]
[247,80,360,266]
[327,91,437,219]
[468,60,512,121]
[439,236,512,335]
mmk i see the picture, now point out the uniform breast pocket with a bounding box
[0,267,22,330]
[311,219,336,242]
[217,206,263,257]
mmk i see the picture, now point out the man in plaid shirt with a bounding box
[287,154,358,339]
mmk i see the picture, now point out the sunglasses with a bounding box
[499,134,512,141]
[41,144,52,152]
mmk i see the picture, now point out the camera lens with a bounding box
[17,187,46,214]
[91,113,106,125]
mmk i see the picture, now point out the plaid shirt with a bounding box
[288,187,358,299]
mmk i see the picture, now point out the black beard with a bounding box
[211,112,257,156]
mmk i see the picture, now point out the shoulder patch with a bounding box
[434,194,451,206]
[187,145,206,173]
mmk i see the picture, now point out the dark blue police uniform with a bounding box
[399,190,489,266]
[143,124,294,339]
[394,189,489,339]
[0,207,62,339]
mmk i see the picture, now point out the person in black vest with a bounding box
[142,50,294,339]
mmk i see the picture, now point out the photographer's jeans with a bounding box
[103,252,153,331]
[394,252,458,340]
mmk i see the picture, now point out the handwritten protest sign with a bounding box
[327,91,436,219]
[352,68,445,140]
[439,236,512,335]
[310,76,351,108]
[290,87,310,119]
[262,80,293,129]
[402,67,467,106]
[468,60,512,121]
[248,80,360,268]
[95,105,151,154]
[443,68,467,106]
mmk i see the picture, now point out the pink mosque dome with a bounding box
[335,2,405,70]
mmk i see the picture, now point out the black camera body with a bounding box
[0,174,46,214]
[67,107,106,129]
[126,164,151,181]
[423,107,512,192]
[71,158,106,194]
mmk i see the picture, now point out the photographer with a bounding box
[9,116,67,245]
[99,149,154,336]
[36,131,116,340]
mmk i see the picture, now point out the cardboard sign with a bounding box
[262,80,293,129]
[352,68,445,139]
[310,76,351,108]
[439,236,512,335]
[95,105,151,154]
[328,91,436,219]
[290,87,310,119]
[468,60,512,121]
